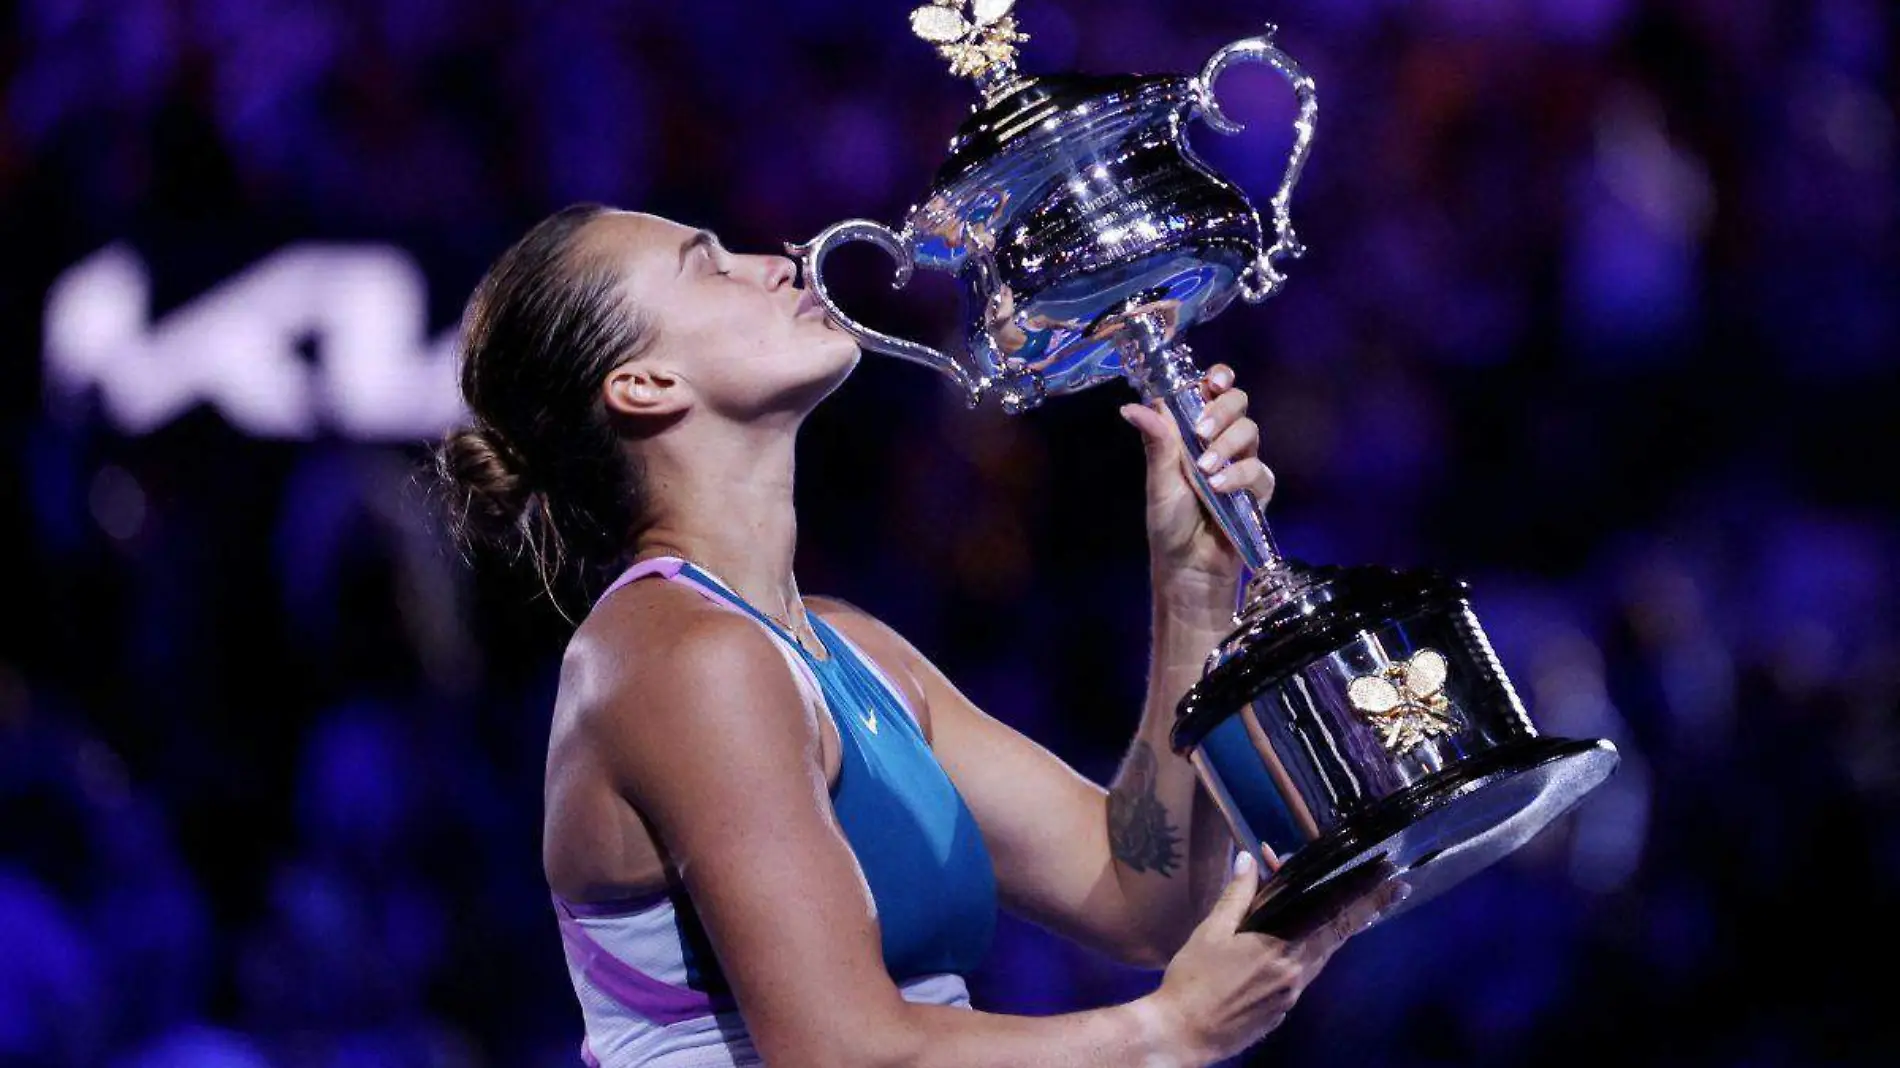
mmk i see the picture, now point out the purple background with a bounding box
[2,1,1896,1065]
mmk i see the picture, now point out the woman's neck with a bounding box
[632,424,804,623]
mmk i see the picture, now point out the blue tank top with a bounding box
[599,558,997,986]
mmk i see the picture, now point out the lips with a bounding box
[794,288,825,319]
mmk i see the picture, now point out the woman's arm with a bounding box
[1107,591,1248,953]
[820,366,1272,967]
[1110,364,1277,954]
[567,599,1350,1067]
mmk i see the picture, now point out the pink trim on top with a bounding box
[593,556,695,612]
[557,907,736,1025]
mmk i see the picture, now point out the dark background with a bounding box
[2,1,1895,1065]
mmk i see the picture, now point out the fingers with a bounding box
[1118,402,1174,447]
[1298,880,1409,963]
[1207,457,1274,499]
[1200,363,1237,399]
[1195,419,1264,488]
[1208,851,1262,933]
[1190,385,1267,497]
[1195,413,1259,472]
[1190,387,1249,443]
[1119,403,1185,478]
[1128,369,1274,499]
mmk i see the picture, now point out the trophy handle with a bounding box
[1194,24,1318,304]
[786,220,980,403]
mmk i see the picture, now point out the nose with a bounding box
[762,254,798,291]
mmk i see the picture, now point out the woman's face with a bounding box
[582,211,859,422]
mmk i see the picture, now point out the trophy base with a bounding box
[1240,735,1617,938]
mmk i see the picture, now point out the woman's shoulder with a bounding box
[557,580,816,747]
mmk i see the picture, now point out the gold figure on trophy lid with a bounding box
[1348,648,1461,754]
[909,0,1029,93]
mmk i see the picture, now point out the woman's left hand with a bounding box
[1119,364,1275,625]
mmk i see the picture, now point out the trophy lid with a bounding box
[909,2,1195,195]
[932,73,1191,190]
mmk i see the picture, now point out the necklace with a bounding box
[761,602,821,652]
[756,600,831,662]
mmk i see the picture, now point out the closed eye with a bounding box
[679,230,729,276]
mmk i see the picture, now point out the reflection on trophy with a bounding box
[790,1,1618,935]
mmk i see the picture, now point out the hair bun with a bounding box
[436,425,535,550]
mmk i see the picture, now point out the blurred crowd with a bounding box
[2,1,1895,1065]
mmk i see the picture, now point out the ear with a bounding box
[602,361,691,419]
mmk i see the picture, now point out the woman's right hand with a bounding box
[1149,853,1408,1064]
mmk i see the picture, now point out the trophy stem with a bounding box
[1115,312,1284,576]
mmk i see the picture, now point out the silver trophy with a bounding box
[790,2,1618,934]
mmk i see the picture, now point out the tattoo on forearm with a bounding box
[1108,741,1182,877]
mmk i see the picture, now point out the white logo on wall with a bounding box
[44,244,466,440]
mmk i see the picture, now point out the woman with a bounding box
[436,204,1403,1067]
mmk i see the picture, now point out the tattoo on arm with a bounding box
[1107,741,1182,877]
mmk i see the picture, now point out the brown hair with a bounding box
[433,204,657,605]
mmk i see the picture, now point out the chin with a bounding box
[814,337,861,395]
[831,333,863,371]
[808,318,859,363]
[769,333,860,416]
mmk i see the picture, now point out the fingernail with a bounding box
[1194,417,1214,438]
[1208,469,1231,491]
[1232,851,1254,877]
[1212,367,1234,388]
[1197,450,1222,474]
[1394,882,1413,903]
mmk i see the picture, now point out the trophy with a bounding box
[789,2,1618,934]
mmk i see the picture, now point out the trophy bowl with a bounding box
[791,2,1618,936]
[791,25,1314,422]
[907,71,1263,402]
